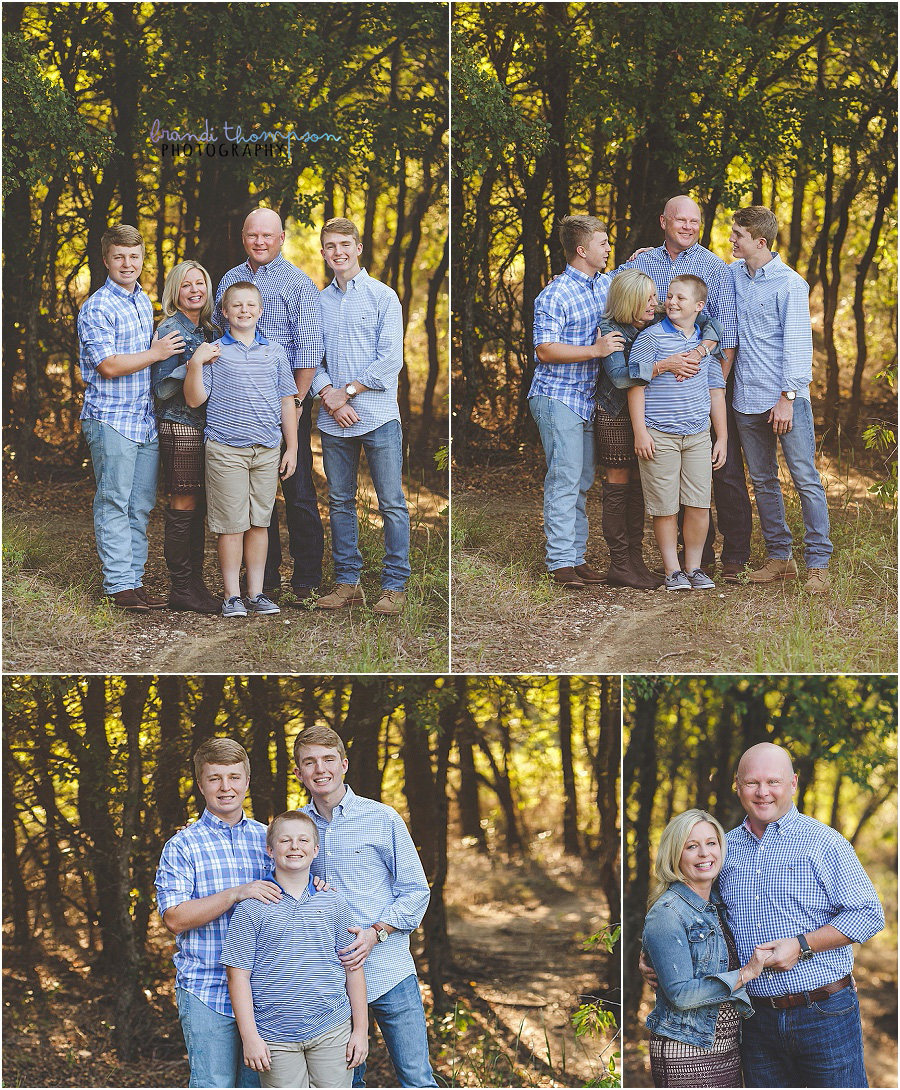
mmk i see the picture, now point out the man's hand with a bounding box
[280,447,297,480]
[634,428,655,461]
[153,329,187,360]
[339,925,378,971]
[596,328,626,357]
[346,1027,369,1069]
[333,404,360,428]
[241,1032,272,1072]
[638,950,659,990]
[322,385,350,413]
[658,352,700,382]
[235,880,283,905]
[753,936,802,971]
[626,246,654,262]
[768,396,794,435]
[187,341,220,367]
[712,436,728,470]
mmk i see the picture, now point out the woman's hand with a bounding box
[596,328,626,357]
[188,341,221,367]
[738,946,772,984]
[657,352,700,382]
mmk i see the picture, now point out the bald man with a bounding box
[617,196,752,580]
[214,208,325,601]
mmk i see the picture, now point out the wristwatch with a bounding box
[373,925,389,943]
[346,383,359,397]
[782,389,796,401]
[796,933,814,960]
[293,397,303,408]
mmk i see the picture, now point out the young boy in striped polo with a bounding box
[626,274,728,590]
[184,282,298,617]
[223,812,368,1088]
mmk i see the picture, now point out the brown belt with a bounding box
[752,974,853,1009]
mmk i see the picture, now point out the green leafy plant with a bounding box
[573,925,621,1088]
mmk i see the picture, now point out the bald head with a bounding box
[735,743,798,833]
[660,195,702,256]
[242,207,285,270]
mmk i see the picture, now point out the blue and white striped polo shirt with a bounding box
[719,806,884,997]
[201,331,296,448]
[222,881,354,1042]
[628,317,726,435]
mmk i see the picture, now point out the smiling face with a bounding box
[679,820,723,890]
[665,283,704,326]
[579,230,611,274]
[177,268,208,318]
[268,817,319,873]
[104,245,144,290]
[729,222,768,262]
[197,761,250,824]
[321,232,363,279]
[242,209,285,270]
[661,198,702,254]
[222,288,262,335]
[294,744,349,804]
[634,288,659,328]
[736,746,798,834]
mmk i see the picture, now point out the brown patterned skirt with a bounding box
[594,405,637,468]
[158,419,205,495]
[649,1003,742,1087]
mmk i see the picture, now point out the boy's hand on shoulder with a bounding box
[596,328,625,357]
[339,925,378,970]
[188,341,220,367]
[711,436,727,469]
[346,1027,369,1069]
[280,447,297,480]
[634,429,655,461]
[152,329,186,360]
[235,879,283,905]
[312,875,332,893]
[241,1032,272,1072]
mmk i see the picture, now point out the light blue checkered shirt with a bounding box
[214,254,324,371]
[731,253,814,414]
[617,243,738,350]
[77,277,157,442]
[719,806,884,997]
[222,881,354,1042]
[529,265,612,421]
[155,809,270,1016]
[313,269,403,437]
[302,785,430,1003]
[628,317,726,435]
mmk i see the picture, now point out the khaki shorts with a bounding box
[637,429,712,516]
[261,1018,353,1088]
[204,438,281,534]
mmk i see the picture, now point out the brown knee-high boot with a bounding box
[189,506,221,610]
[164,509,220,613]
[602,481,660,589]
[626,476,664,587]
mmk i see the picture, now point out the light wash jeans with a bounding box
[529,395,595,571]
[734,397,833,568]
[81,418,159,594]
[352,974,437,1088]
[320,419,411,590]
[176,987,260,1089]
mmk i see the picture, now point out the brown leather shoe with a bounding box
[373,589,406,616]
[721,563,748,584]
[286,585,319,607]
[574,563,606,584]
[550,566,585,588]
[110,589,150,612]
[316,584,365,609]
[135,586,168,609]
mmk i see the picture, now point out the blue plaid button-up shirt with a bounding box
[302,785,431,1003]
[529,265,612,421]
[313,269,403,438]
[616,243,738,351]
[77,277,157,442]
[719,806,884,997]
[155,809,270,1016]
[214,253,324,373]
[730,253,814,414]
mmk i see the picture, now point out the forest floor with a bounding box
[452,444,897,674]
[2,846,610,1089]
[3,428,449,674]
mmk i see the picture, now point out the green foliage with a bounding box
[863,421,898,505]
[573,926,621,1088]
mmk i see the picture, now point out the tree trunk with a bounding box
[595,678,620,931]
[417,236,448,451]
[422,697,456,1012]
[156,676,187,842]
[344,680,391,801]
[558,676,580,855]
[2,735,31,947]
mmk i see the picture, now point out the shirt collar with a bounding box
[659,242,701,262]
[739,252,782,280]
[563,264,604,288]
[104,276,144,300]
[669,880,722,913]
[200,807,249,831]
[221,329,270,346]
[326,267,369,294]
[739,803,800,839]
[272,873,317,900]
[661,315,700,338]
[309,783,355,821]
[243,253,288,275]
[170,309,202,333]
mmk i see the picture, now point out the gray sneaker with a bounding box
[222,595,248,618]
[246,593,281,615]
[687,568,716,589]
[665,570,692,591]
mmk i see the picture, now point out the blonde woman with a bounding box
[595,270,722,588]
[641,809,769,1087]
[151,261,221,612]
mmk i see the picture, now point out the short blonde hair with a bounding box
[102,224,144,260]
[267,810,319,849]
[604,269,658,326]
[559,215,608,262]
[321,217,361,245]
[292,725,347,765]
[732,206,779,247]
[669,274,707,305]
[221,281,262,311]
[193,737,250,780]
[161,260,215,330]
[648,809,726,910]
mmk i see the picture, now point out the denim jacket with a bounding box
[595,311,724,418]
[151,310,218,428]
[642,881,753,1049]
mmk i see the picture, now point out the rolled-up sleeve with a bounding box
[291,278,325,370]
[818,837,885,944]
[705,267,738,350]
[534,292,567,348]
[779,280,814,393]
[356,292,403,392]
[377,811,431,934]
[626,328,658,385]
[599,320,633,389]
[155,837,196,917]
[77,301,118,370]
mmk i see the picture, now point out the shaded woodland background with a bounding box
[622,675,897,1086]
[3,2,448,477]
[452,3,897,462]
[3,674,619,1087]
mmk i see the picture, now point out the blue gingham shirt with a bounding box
[731,253,814,414]
[628,317,726,435]
[302,785,431,1002]
[155,809,270,1016]
[201,331,296,448]
[222,880,353,1042]
[214,253,324,372]
[719,806,884,997]
[313,269,403,437]
[616,243,738,350]
[77,277,157,442]
[529,265,612,421]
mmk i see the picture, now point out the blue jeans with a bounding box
[741,985,868,1088]
[735,397,833,568]
[352,974,437,1088]
[320,419,411,590]
[529,395,595,571]
[176,988,260,1089]
[265,395,324,590]
[81,418,159,594]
